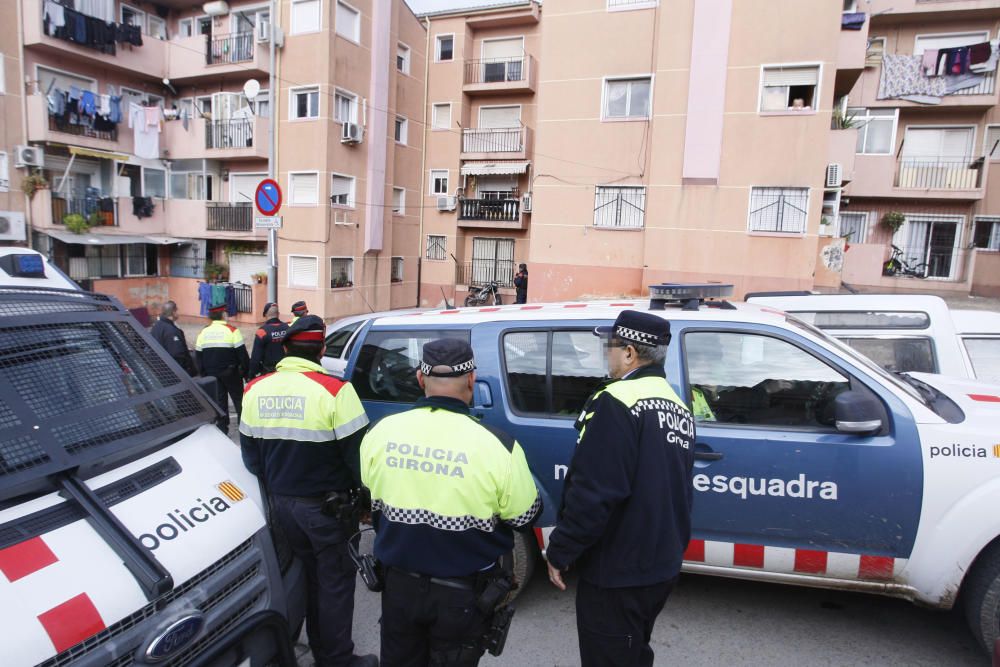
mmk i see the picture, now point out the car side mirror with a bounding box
[834,391,883,435]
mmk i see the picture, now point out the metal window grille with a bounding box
[426,235,446,260]
[471,237,515,286]
[391,257,404,282]
[593,186,645,229]
[330,258,354,288]
[232,284,252,313]
[748,187,808,233]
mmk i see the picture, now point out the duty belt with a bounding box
[391,567,494,591]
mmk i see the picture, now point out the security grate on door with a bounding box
[471,237,515,287]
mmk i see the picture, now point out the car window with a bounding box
[962,337,1000,383]
[790,310,930,330]
[684,331,850,428]
[503,329,605,417]
[840,337,937,374]
[325,320,364,359]
[353,329,470,403]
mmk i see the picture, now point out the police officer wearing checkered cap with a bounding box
[545,310,696,667]
[360,338,542,666]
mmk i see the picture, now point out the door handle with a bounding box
[694,450,723,461]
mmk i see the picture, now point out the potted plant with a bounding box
[63,213,91,235]
[87,211,104,228]
[204,262,228,281]
[881,211,906,235]
[252,271,268,284]
[21,172,49,200]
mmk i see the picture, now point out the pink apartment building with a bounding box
[1,11,28,247]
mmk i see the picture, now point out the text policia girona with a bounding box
[384,441,468,478]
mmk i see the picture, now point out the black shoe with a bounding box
[347,655,379,667]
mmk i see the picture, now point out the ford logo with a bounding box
[143,613,205,662]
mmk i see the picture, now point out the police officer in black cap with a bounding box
[290,300,309,325]
[248,301,288,378]
[544,310,695,667]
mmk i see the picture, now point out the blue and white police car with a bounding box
[332,284,1000,657]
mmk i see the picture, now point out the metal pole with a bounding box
[266,0,277,304]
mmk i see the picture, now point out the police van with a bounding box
[331,284,1000,658]
[0,248,304,666]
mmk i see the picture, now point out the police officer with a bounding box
[512,264,528,304]
[150,300,196,376]
[545,310,695,667]
[195,303,249,430]
[360,339,541,667]
[240,315,376,667]
[289,300,308,325]
[248,301,288,378]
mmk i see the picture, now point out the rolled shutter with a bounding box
[290,173,319,204]
[763,66,818,87]
[482,38,523,60]
[288,255,318,287]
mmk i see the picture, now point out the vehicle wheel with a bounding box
[499,531,537,601]
[464,295,475,307]
[963,541,1000,656]
[494,293,503,306]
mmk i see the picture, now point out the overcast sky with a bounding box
[405,0,527,15]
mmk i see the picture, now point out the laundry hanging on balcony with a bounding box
[128,103,160,159]
[47,87,122,134]
[43,2,125,54]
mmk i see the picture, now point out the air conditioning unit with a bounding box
[255,21,270,43]
[15,145,44,169]
[521,193,532,213]
[825,163,842,188]
[0,212,27,242]
[341,122,363,144]
[437,196,456,211]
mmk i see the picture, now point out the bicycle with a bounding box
[882,245,928,278]
[464,281,503,307]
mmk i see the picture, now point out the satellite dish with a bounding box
[243,79,261,102]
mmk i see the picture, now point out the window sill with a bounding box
[335,33,361,46]
[287,203,319,207]
[424,258,449,262]
[434,59,455,64]
[330,204,356,210]
[289,117,320,123]
[607,1,659,12]
[601,116,651,123]
[290,29,323,36]
[747,231,806,238]
[759,110,817,117]
[593,225,644,231]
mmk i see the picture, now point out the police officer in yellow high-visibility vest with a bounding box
[360,338,541,667]
[195,303,249,430]
[240,315,376,667]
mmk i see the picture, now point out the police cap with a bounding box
[420,338,476,377]
[261,301,277,317]
[208,303,227,314]
[285,314,325,342]
[291,300,308,315]
[594,310,671,347]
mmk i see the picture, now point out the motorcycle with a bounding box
[464,281,503,307]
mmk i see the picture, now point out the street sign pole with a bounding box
[266,0,277,304]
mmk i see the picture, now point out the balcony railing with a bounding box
[48,115,117,141]
[206,119,254,149]
[52,196,117,226]
[884,244,971,281]
[206,32,254,65]
[206,203,253,231]
[948,71,996,96]
[459,198,520,222]
[455,262,515,288]
[895,157,984,189]
[464,57,528,85]
[462,127,525,154]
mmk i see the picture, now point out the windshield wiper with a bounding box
[893,371,938,404]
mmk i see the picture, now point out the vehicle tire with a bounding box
[963,540,1000,657]
[494,293,503,306]
[464,295,476,307]
[499,531,537,601]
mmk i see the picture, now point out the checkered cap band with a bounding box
[615,325,659,347]
[419,359,477,377]
[373,499,496,532]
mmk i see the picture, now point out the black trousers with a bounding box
[380,568,490,667]
[272,495,357,667]
[576,577,676,667]
[211,370,244,428]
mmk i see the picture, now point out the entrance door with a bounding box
[894,215,964,279]
[471,237,515,286]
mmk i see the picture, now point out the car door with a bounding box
[674,321,923,578]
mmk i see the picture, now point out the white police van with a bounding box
[334,284,1000,658]
[0,248,304,666]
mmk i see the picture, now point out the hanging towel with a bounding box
[44,0,65,28]
[80,90,96,116]
[969,42,991,66]
[98,94,111,116]
[970,41,999,74]
[841,12,865,30]
[109,95,122,124]
[129,103,160,159]
[921,49,939,76]
[878,54,946,99]
[144,106,160,129]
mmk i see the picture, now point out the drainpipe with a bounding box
[416,16,431,307]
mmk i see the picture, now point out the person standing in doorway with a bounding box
[195,303,249,431]
[513,264,528,304]
[150,300,196,376]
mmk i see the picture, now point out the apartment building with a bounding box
[834,0,1000,295]
[12,0,423,321]
[1,9,28,247]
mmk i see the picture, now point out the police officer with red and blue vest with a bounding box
[545,310,695,667]
[248,301,288,378]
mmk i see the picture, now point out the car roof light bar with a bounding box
[648,283,735,311]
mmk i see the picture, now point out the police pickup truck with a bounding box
[331,284,1000,657]
[0,249,304,666]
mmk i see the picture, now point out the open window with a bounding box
[760,65,820,112]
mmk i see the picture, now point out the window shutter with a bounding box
[290,173,319,204]
[479,106,521,128]
[331,176,352,203]
[482,38,523,60]
[336,1,359,39]
[289,255,318,287]
[291,0,320,34]
[763,67,818,87]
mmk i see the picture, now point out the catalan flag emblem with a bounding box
[217,481,246,503]
[993,444,1000,459]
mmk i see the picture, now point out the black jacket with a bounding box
[249,318,289,378]
[150,316,196,376]
[513,271,528,302]
[545,364,695,588]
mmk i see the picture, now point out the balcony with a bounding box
[856,60,997,110]
[463,56,536,96]
[457,198,526,229]
[895,157,984,189]
[167,33,269,84]
[26,94,134,153]
[51,196,117,227]
[847,154,987,200]
[206,203,254,232]
[460,127,532,160]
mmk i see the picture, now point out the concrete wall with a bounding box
[971,249,1000,297]
[93,275,267,325]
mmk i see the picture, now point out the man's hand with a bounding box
[547,562,566,591]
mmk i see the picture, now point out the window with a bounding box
[330,257,354,288]
[288,255,318,287]
[603,77,651,120]
[143,168,166,198]
[335,1,360,42]
[760,65,820,112]
[169,172,205,200]
[748,187,808,234]
[354,329,470,402]
[289,172,319,205]
[865,37,885,67]
[392,187,405,214]
[684,331,850,427]
[394,116,408,144]
[432,103,451,130]
[120,5,145,31]
[196,96,212,115]
[436,34,454,62]
[790,310,930,330]
[330,174,355,207]
[902,127,974,159]
[291,0,321,34]
[335,90,358,123]
[391,257,403,282]
[471,237,515,286]
[963,338,1000,384]
[914,31,990,56]
[850,108,896,154]
[594,186,645,229]
[481,38,524,82]
[124,244,152,277]
[0,152,8,192]
[838,211,869,243]
[430,169,449,195]
[503,330,606,416]
[290,86,320,119]
[973,216,1000,249]
[397,43,410,74]
[147,15,166,40]
[985,125,1000,160]
[426,234,446,260]
[178,18,193,38]
[840,337,937,374]
[325,320,363,359]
